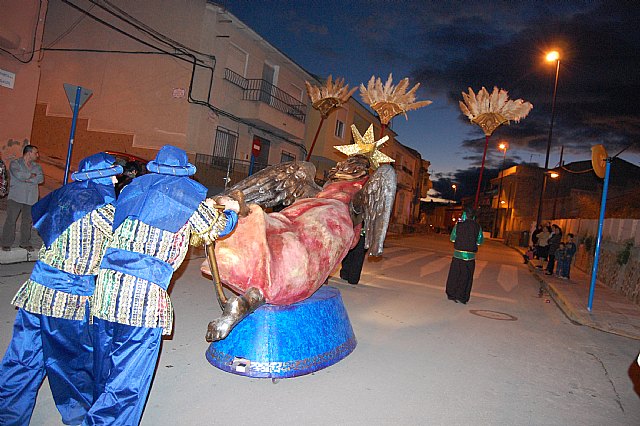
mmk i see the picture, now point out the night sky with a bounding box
[223,0,640,198]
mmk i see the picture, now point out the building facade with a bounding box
[2,0,430,230]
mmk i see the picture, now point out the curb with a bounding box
[0,247,39,264]
[526,262,640,341]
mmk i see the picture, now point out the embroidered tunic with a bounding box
[12,204,115,320]
[91,203,225,334]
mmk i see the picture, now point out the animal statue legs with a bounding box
[206,287,265,342]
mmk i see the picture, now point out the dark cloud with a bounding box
[225,0,639,187]
[413,1,640,165]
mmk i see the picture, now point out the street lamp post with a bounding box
[550,171,560,219]
[535,50,561,226]
[493,142,508,238]
[452,184,457,201]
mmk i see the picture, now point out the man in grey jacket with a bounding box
[1,145,44,251]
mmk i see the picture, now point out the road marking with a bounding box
[497,264,519,292]
[370,250,433,268]
[419,256,451,277]
[358,273,517,303]
[474,260,488,277]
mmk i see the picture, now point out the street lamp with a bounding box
[493,142,508,238]
[452,184,457,201]
[535,50,561,226]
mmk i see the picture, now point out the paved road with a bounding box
[1,233,638,425]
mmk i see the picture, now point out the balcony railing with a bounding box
[224,68,306,122]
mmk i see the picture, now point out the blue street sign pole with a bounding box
[248,153,255,176]
[64,86,82,183]
[587,158,611,311]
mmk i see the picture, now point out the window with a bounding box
[281,151,295,163]
[213,127,238,161]
[227,43,248,77]
[335,119,345,138]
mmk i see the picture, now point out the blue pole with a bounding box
[64,86,82,183]
[248,153,255,176]
[587,159,611,311]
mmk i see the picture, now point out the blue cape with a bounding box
[113,173,207,233]
[32,180,116,248]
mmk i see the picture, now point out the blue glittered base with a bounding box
[205,286,356,378]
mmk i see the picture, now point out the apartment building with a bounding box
[2,0,430,229]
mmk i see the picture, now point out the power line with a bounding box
[0,0,43,63]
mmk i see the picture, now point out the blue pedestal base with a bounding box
[205,286,356,378]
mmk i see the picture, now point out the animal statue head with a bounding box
[327,154,371,182]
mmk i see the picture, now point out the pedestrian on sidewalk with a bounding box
[86,145,239,425]
[1,145,44,251]
[535,225,551,269]
[0,153,122,426]
[564,233,577,279]
[445,206,484,304]
[554,242,570,279]
[545,224,562,275]
[0,157,8,198]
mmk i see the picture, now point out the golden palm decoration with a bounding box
[305,75,357,119]
[458,86,533,208]
[360,74,432,127]
[305,75,357,161]
[459,86,533,136]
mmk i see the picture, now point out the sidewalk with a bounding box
[515,245,640,340]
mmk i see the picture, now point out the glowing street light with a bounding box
[452,184,457,200]
[493,142,508,237]
[535,50,561,226]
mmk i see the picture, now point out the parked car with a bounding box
[105,151,149,175]
[105,151,150,195]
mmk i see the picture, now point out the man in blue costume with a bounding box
[85,145,238,425]
[0,153,123,425]
[445,206,484,304]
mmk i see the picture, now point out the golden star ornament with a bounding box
[334,124,395,169]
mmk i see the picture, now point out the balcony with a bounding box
[224,68,306,123]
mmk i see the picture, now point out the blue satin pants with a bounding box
[83,318,162,426]
[0,308,93,426]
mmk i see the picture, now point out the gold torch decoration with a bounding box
[459,86,533,208]
[305,76,357,161]
[359,74,432,136]
[459,86,533,136]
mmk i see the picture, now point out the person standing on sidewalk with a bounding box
[0,153,122,426]
[545,224,562,275]
[564,233,577,279]
[554,242,569,278]
[1,145,44,251]
[86,145,239,425]
[0,158,8,198]
[535,225,551,269]
[445,206,484,304]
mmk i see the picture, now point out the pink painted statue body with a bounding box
[212,177,367,305]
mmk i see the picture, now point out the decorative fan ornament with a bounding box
[458,86,533,208]
[360,74,432,126]
[305,75,357,119]
[459,86,533,136]
[305,75,357,161]
[334,124,394,169]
